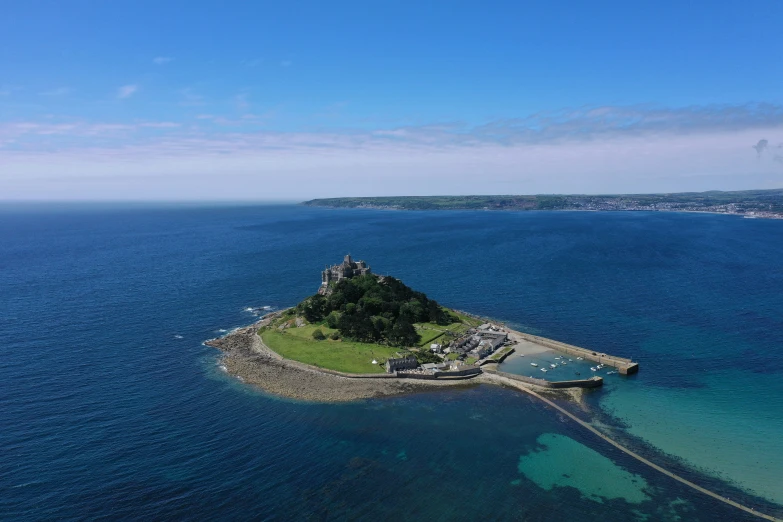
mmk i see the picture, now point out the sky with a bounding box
[1,0,783,200]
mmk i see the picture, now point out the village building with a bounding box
[453,328,508,358]
[473,343,494,359]
[421,362,449,372]
[385,355,419,373]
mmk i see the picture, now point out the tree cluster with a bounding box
[296,274,457,347]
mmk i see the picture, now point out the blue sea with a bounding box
[2,204,782,521]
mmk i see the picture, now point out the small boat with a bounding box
[606,371,616,375]
[530,363,538,367]
[540,368,548,373]
[561,362,567,366]
[590,367,597,372]
[550,363,557,368]
[576,357,584,360]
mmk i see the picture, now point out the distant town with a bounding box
[303,188,783,219]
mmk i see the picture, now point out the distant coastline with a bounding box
[302,189,783,219]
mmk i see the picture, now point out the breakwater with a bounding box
[492,370,603,389]
[514,331,639,375]
[397,367,482,380]
[480,347,516,365]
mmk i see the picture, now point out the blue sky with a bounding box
[2,1,782,200]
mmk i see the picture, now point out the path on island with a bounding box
[484,372,781,521]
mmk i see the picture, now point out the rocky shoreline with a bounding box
[205,313,586,404]
[205,314,479,402]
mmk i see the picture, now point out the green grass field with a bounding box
[449,311,483,327]
[258,305,481,374]
[415,319,473,335]
[416,328,445,347]
[283,324,338,340]
[261,329,400,374]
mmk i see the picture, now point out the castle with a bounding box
[319,254,371,294]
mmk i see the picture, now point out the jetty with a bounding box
[514,331,639,374]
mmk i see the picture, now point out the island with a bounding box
[206,255,637,403]
[302,188,783,219]
[205,258,783,521]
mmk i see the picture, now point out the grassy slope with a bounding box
[260,306,478,373]
[261,329,400,374]
[417,328,445,347]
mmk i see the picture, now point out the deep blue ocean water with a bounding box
[2,204,782,521]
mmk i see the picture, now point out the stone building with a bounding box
[385,355,418,373]
[319,254,371,294]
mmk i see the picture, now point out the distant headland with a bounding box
[302,188,783,219]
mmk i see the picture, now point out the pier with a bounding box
[513,331,639,375]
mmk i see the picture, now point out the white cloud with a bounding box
[153,56,173,65]
[235,93,250,111]
[39,87,70,96]
[117,84,138,99]
[2,103,782,200]
[179,88,204,106]
[1,125,782,201]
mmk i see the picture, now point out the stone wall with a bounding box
[434,367,482,378]
[515,332,639,375]
[495,371,603,389]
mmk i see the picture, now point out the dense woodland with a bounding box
[296,274,457,347]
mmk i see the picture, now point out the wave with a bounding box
[243,305,276,315]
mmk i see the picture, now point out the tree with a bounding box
[325,311,340,329]
[400,300,425,323]
[387,317,420,347]
[312,329,326,341]
[299,295,326,322]
[414,350,442,364]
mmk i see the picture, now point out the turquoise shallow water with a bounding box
[1,204,781,520]
[517,433,651,504]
